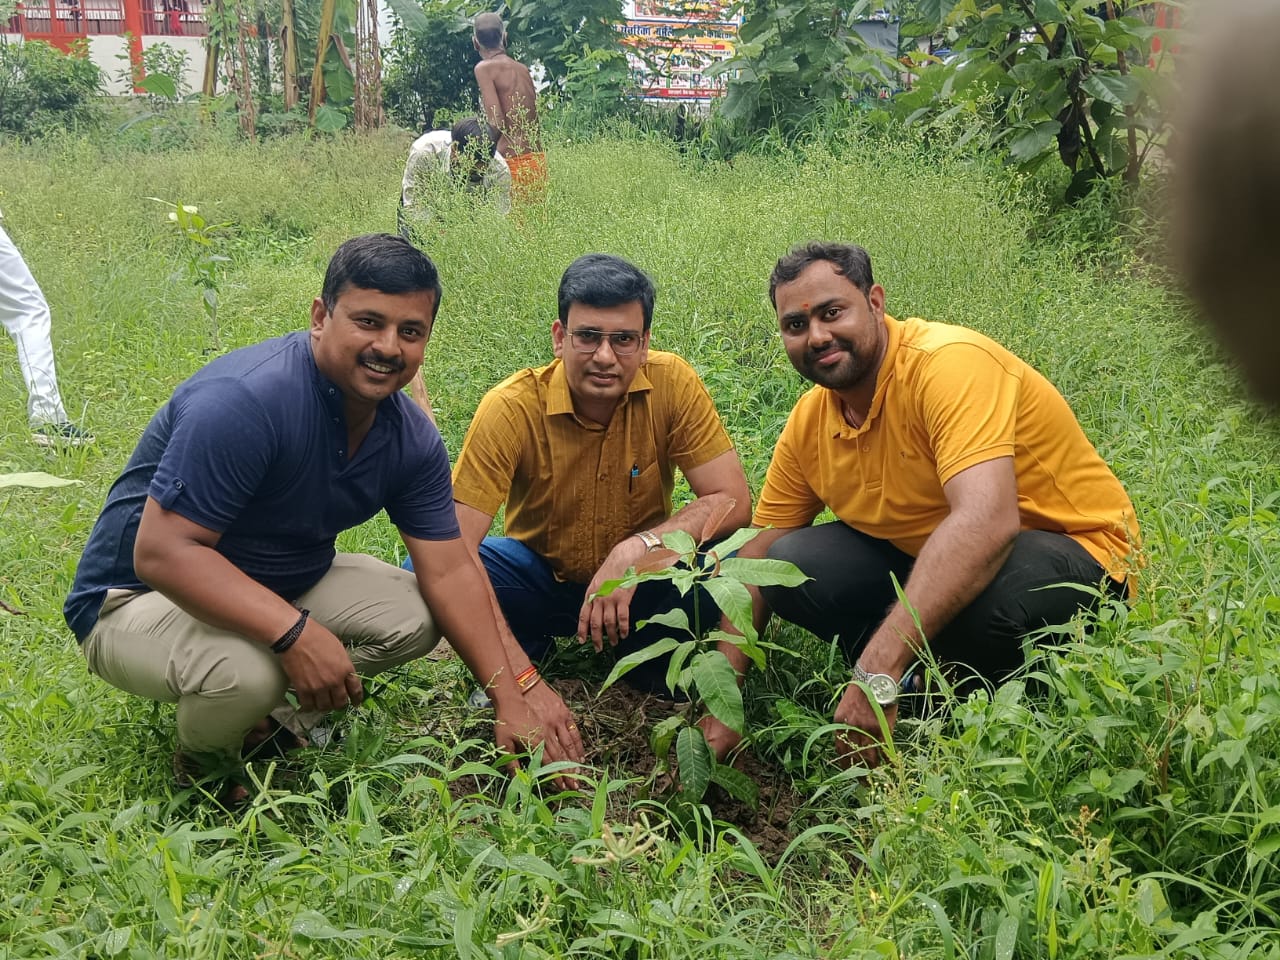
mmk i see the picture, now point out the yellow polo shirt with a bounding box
[452,350,734,583]
[754,315,1139,581]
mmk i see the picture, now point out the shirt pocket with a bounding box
[629,461,666,532]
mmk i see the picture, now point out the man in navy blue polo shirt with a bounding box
[65,234,582,793]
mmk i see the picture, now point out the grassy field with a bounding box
[1,126,1278,958]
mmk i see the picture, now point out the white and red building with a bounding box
[4,0,208,94]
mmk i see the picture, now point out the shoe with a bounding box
[32,422,94,446]
[172,750,250,807]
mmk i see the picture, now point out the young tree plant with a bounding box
[596,502,808,809]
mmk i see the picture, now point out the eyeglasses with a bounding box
[568,328,644,357]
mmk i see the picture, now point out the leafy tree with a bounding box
[503,0,625,91]
[383,0,478,131]
[897,1,1175,197]
[706,0,903,140]
[0,38,103,139]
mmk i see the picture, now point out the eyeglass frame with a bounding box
[566,327,647,357]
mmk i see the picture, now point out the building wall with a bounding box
[0,32,207,96]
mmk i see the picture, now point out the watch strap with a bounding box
[635,529,662,551]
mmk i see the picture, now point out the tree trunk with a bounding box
[308,0,337,123]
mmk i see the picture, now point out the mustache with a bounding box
[804,337,855,364]
[358,350,406,372]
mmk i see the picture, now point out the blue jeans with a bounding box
[406,537,720,695]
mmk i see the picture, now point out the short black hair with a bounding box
[558,254,656,331]
[321,234,442,319]
[769,242,875,307]
[473,12,503,50]
[450,117,500,156]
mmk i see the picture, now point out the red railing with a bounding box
[137,0,207,38]
[6,0,206,38]
[8,0,123,37]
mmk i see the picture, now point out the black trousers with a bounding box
[761,524,1126,683]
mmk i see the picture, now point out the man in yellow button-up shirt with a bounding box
[446,254,751,695]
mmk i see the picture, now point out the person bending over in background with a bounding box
[409,253,751,700]
[0,211,93,446]
[702,242,1139,770]
[65,234,580,801]
[398,117,511,238]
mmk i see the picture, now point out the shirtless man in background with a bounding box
[473,12,548,203]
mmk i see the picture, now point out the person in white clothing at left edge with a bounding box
[0,209,93,446]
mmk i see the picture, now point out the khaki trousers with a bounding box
[81,553,439,756]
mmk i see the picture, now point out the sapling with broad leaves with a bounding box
[594,500,808,808]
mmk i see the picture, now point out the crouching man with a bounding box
[65,234,578,796]
[704,242,1139,769]
[422,253,751,695]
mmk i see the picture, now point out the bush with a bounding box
[383,2,478,133]
[0,38,104,139]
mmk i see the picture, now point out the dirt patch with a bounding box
[544,678,802,859]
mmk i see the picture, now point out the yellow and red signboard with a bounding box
[621,0,740,101]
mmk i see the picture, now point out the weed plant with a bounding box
[0,127,1277,957]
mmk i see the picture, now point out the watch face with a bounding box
[867,673,898,706]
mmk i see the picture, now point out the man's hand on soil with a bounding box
[832,682,896,771]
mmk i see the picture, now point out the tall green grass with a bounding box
[1,125,1277,958]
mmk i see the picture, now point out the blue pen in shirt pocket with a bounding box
[630,462,639,492]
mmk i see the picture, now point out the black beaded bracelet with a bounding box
[271,608,309,655]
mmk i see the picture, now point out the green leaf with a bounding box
[661,529,697,556]
[650,713,684,760]
[706,524,767,558]
[103,926,132,957]
[1007,120,1060,163]
[638,608,691,635]
[676,726,712,802]
[1081,72,1141,107]
[994,914,1018,960]
[600,637,681,691]
[705,628,767,671]
[594,576,626,597]
[710,764,758,806]
[916,0,957,22]
[313,103,348,133]
[702,577,755,642]
[0,472,82,489]
[1033,0,1063,26]
[138,72,177,98]
[716,557,809,588]
[691,650,744,733]
[663,639,697,696]
[383,0,430,34]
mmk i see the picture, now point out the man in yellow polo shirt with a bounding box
[703,242,1139,769]
[449,253,751,693]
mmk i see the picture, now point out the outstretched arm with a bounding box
[577,449,752,650]
[451,504,584,775]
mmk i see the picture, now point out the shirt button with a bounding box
[328,388,335,396]
[174,479,184,489]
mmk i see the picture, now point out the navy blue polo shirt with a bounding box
[64,331,459,642]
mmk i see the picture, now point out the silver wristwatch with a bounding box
[852,662,899,706]
[635,529,662,551]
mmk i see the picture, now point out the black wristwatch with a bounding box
[852,661,899,706]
